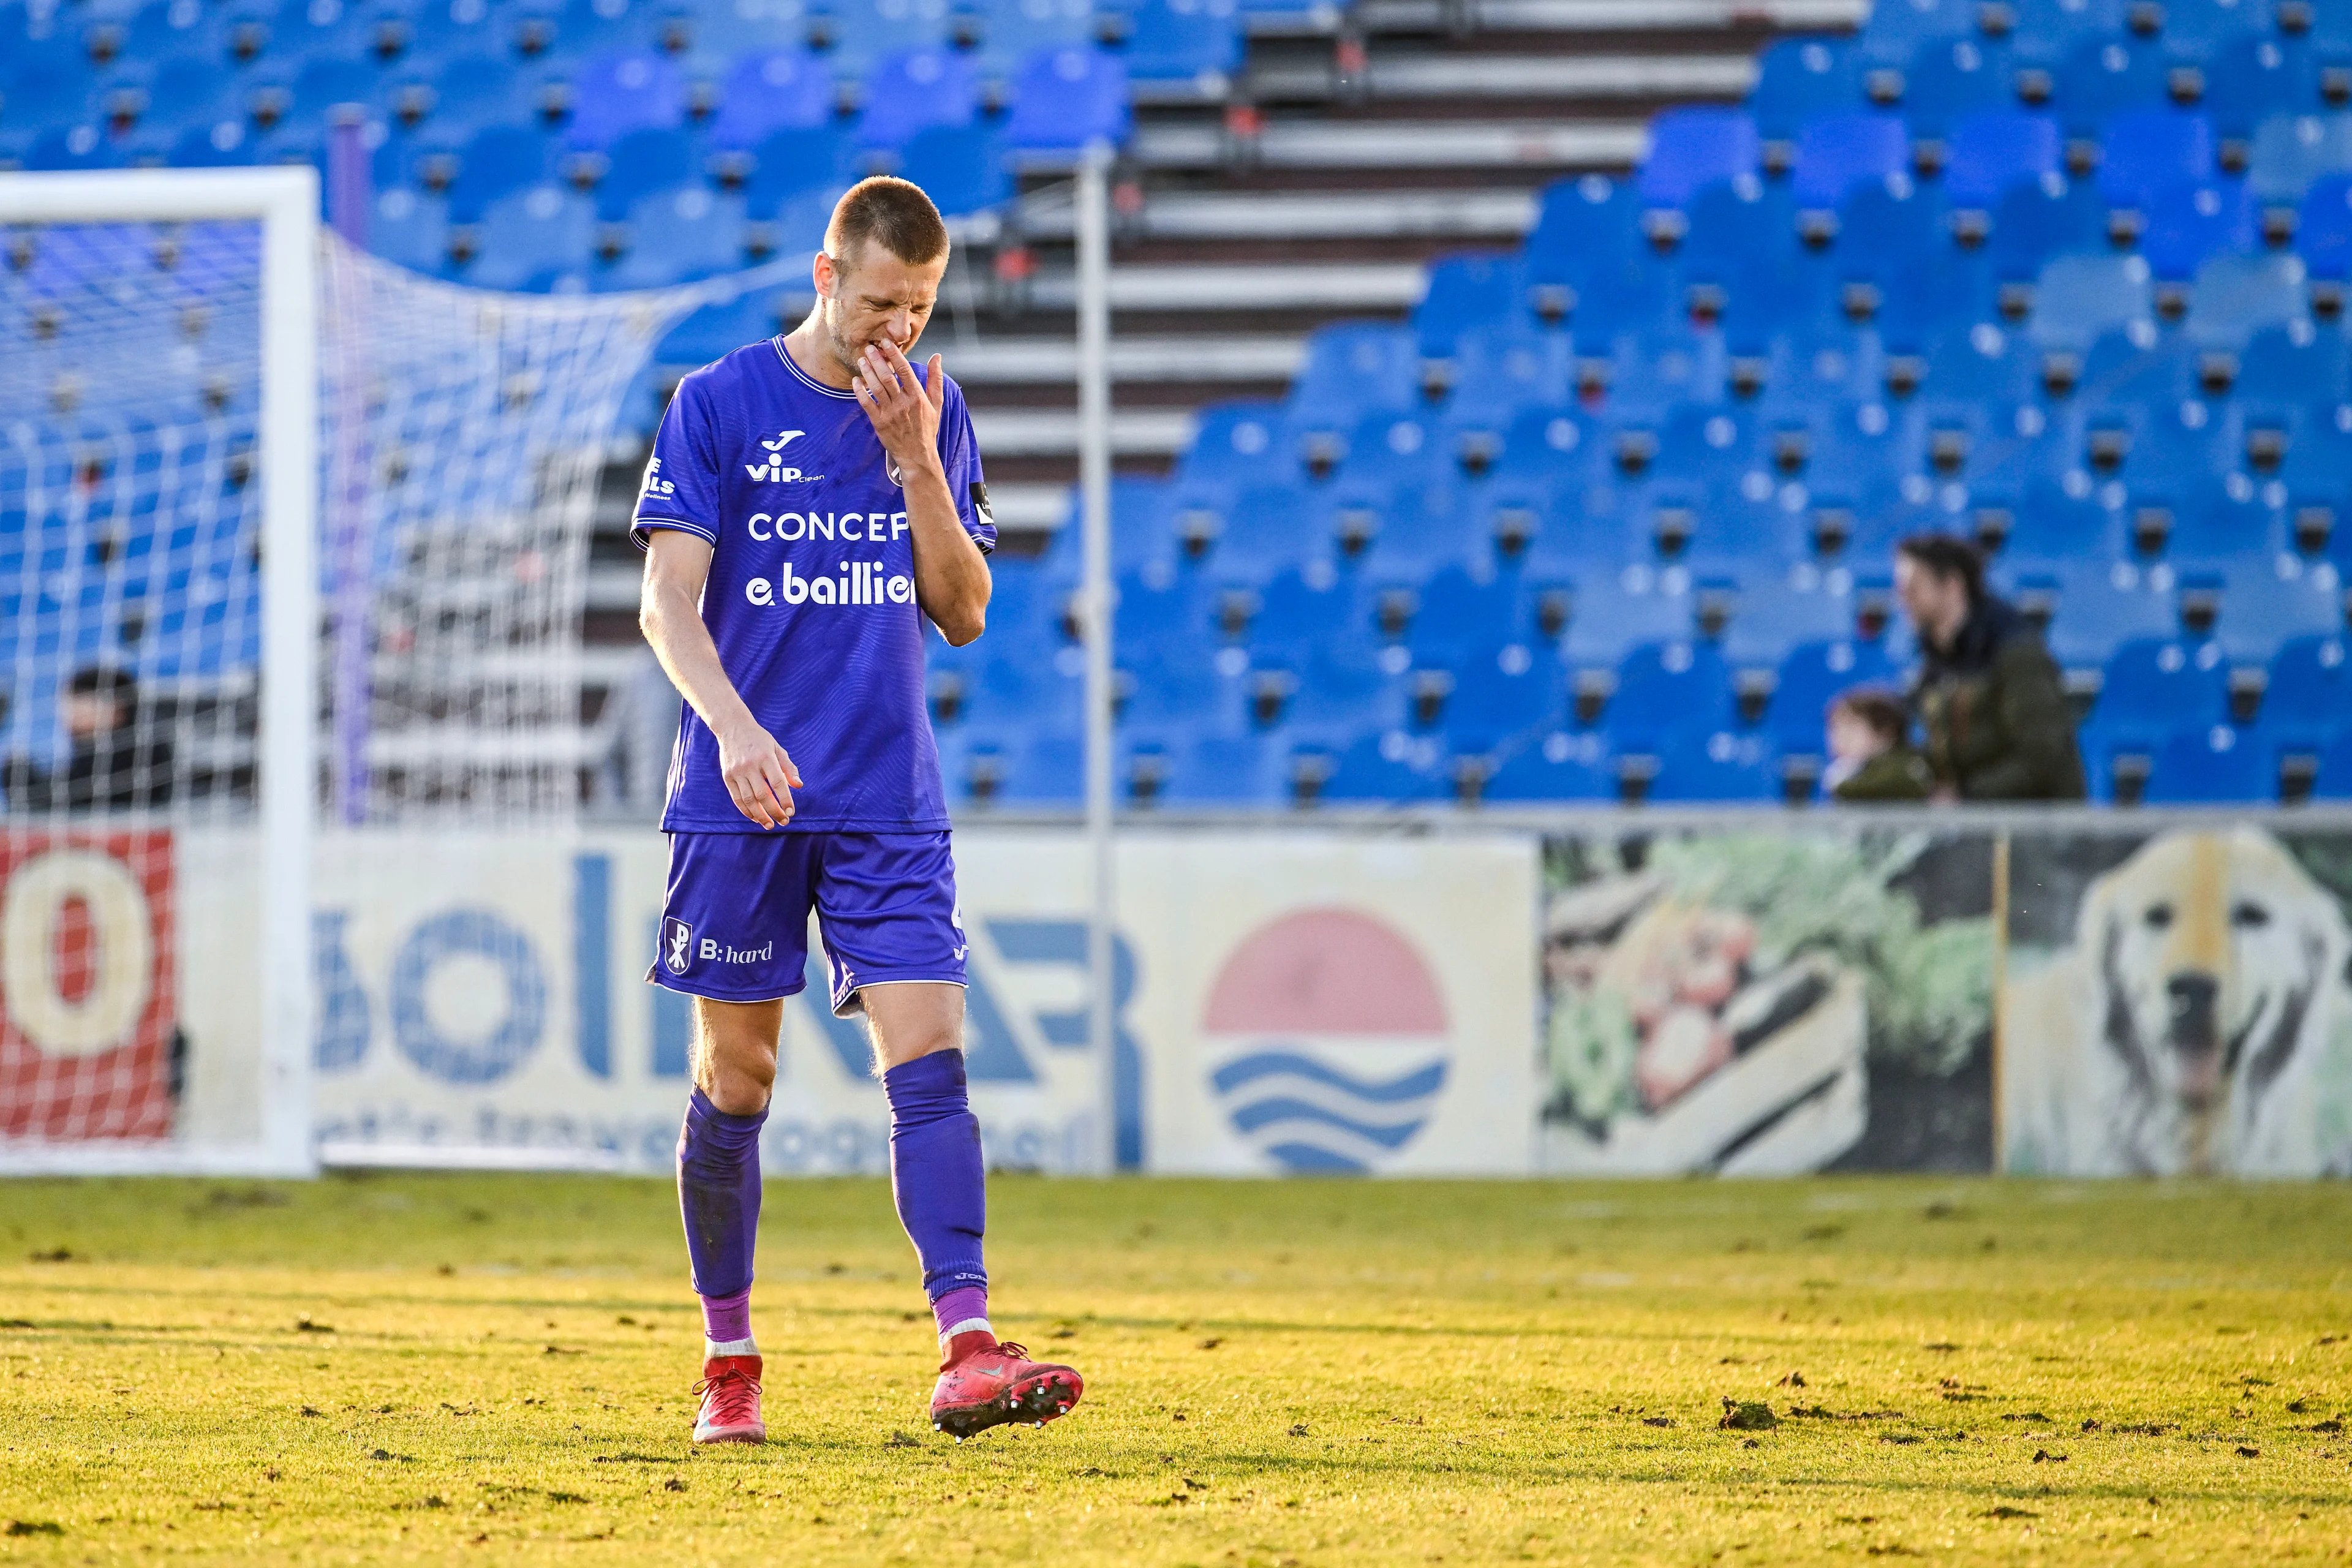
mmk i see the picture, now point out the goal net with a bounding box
[0,169,315,1172]
[1,168,781,1172]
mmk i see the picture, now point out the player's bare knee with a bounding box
[692,1000,781,1114]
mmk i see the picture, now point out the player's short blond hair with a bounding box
[825,177,951,276]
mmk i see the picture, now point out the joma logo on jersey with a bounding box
[744,430,812,482]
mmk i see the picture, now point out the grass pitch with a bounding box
[0,1175,2347,1565]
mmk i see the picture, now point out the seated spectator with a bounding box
[2,666,175,812]
[1823,687,1932,803]
[1896,533,2086,802]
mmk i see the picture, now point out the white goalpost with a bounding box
[0,167,317,1174]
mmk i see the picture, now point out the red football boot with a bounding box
[930,1335,1084,1442]
[692,1353,766,1444]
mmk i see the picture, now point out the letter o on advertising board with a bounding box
[0,849,154,1056]
[389,909,547,1085]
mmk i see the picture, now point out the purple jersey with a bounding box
[632,337,995,832]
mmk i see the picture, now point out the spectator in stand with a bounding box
[1823,687,1933,803]
[1,666,176,811]
[1895,533,2086,803]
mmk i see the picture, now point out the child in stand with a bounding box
[1823,688,1934,804]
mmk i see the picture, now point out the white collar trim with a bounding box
[772,336,858,400]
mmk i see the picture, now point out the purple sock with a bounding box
[701,1286,752,1346]
[883,1050,988,1310]
[677,1088,766,1310]
[933,1284,990,1346]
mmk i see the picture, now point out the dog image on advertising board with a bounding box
[2006,827,2352,1175]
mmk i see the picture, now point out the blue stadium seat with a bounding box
[2233,319,2351,405]
[1287,323,1422,427]
[2248,111,2352,204]
[2095,634,2233,735]
[1405,564,1525,665]
[1320,729,1449,802]
[1120,0,1245,88]
[1441,325,1578,428]
[591,125,697,220]
[444,123,554,222]
[1155,729,1292,805]
[2201,561,2346,659]
[1643,729,1781,803]
[462,182,595,290]
[2055,38,2173,143]
[965,0,1096,77]
[1863,0,1977,53]
[740,124,852,214]
[565,51,685,151]
[895,123,1012,216]
[2034,561,2184,663]
[1792,113,1910,210]
[1899,36,2018,143]
[1944,110,2064,207]
[1481,729,1616,801]
[1561,573,1701,670]
[1605,640,1735,748]
[1987,172,2111,282]
[1176,401,1284,491]
[2186,252,2311,345]
[809,0,951,74]
[1248,563,1366,665]
[855,48,977,150]
[2155,0,2276,61]
[1444,641,1562,753]
[1524,173,1638,290]
[2264,633,2350,739]
[369,184,450,271]
[1752,37,1862,145]
[1414,252,1529,353]
[2030,252,2156,347]
[2141,722,2276,801]
[1638,107,1760,207]
[2099,110,2217,211]
[1003,45,1130,149]
[2204,40,2323,162]
[2142,176,2256,279]
[603,185,747,288]
[707,50,834,151]
[2296,170,2352,276]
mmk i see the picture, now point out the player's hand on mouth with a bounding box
[851,340,945,475]
[716,719,802,829]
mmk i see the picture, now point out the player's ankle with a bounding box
[705,1336,758,1360]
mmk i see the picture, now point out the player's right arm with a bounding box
[639,532,804,829]
[632,375,802,830]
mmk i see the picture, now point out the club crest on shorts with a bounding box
[886,451,905,488]
[663,917,694,975]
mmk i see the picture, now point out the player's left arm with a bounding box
[853,340,990,647]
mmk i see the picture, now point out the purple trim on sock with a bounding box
[701,1286,752,1344]
[932,1284,989,1338]
[883,1050,989,1302]
[677,1088,767,1299]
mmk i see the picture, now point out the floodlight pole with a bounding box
[1074,140,1118,1176]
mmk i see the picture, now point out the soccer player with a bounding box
[633,176,1083,1446]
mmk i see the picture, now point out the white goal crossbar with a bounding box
[0,168,317,1175]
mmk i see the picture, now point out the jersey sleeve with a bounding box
[940,380,997,556]
[630,373,722,550]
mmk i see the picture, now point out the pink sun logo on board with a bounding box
[1200,909,1451,1174]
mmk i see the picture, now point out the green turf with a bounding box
[0,1174,2347,1565]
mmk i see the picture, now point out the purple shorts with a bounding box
[649,830,967,1015]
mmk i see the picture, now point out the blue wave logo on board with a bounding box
[1202,909,1451,1174]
